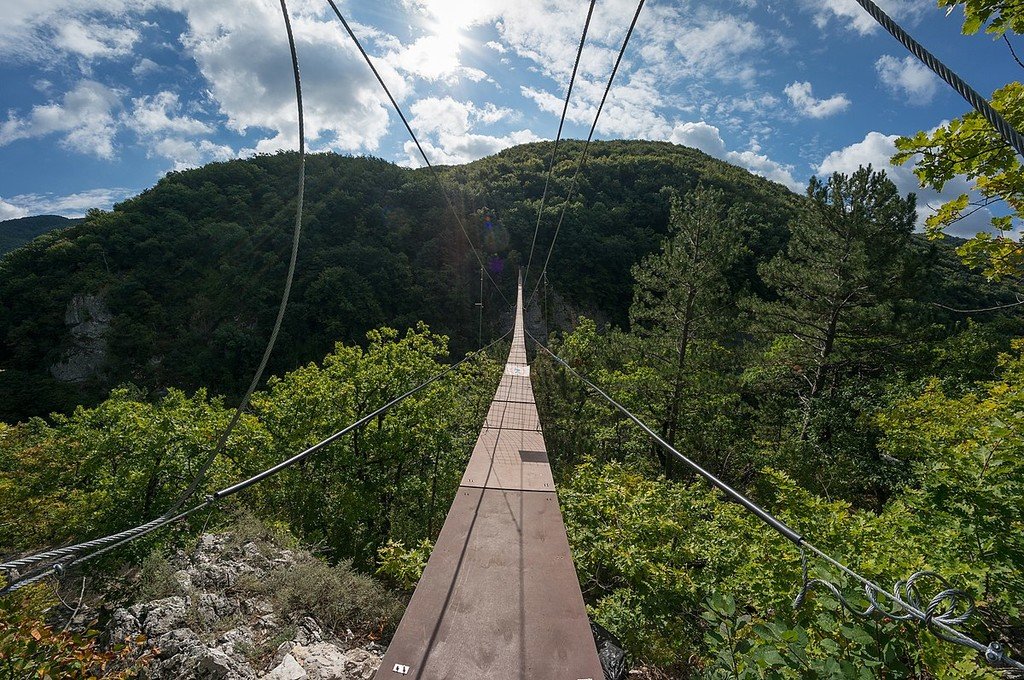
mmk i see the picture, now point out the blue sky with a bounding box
[0,0,1017,235]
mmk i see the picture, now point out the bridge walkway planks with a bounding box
[376,277,602,680]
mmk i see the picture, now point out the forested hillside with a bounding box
[0,215,81,255]
[2,141,1024,677]
[0,141,804,421]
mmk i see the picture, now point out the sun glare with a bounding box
[419,0,477,44]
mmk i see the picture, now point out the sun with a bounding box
[416,0,479,45]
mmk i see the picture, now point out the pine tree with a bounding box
[750,166,917,444]
[630,184,747,474]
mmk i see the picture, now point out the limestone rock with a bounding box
[263,654,307,680]
[108,530,384,680]
[50,293,111,383]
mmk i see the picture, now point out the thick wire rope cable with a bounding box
[324,0,510,309]
[172,0,307,511]
[526,331,1023,671]
[1,331,511,594]
[527,0,646,309]
[853,0,1024,157]
[522,0,597,291]
[0,0,309,575]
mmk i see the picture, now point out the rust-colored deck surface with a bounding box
[377,278,602,680]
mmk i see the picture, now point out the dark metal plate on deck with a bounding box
[461,428,553,491]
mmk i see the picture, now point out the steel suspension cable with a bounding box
[324,0,510,309]
[0,0,309,574]
[522,0,597,292]
[526,0,646,309]
[852,0,1024,157]
[1,332,511,595]
[527,331,1022,671]
[173,0,307,511]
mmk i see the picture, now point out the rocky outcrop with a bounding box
[109,533,384,680]
[50,293,111,383]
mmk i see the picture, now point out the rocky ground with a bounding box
[107,531,386,679]
[88,523,640,679]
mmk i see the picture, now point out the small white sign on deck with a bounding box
[504,365,530,376]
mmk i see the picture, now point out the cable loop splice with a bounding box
[529,337,1021,672]
[793,548,1024,669]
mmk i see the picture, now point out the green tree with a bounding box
[629,185,748,474]
[246,323,499,567]
[894,1,1024,280]
[747,168,916,497]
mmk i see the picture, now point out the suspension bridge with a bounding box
[3,0,1024,675]
[379,276,603,679]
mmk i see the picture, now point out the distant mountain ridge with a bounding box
[0,140,1013,422]
[0,214,83,255]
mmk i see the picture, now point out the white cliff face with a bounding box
[108,532,386,680]
[50,294,112,383]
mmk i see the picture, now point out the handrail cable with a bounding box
[527,331,1022,671]
[526,0,646,309]
[0,0,309,573]
[522,0,597,291]
[852,0,1024,157]
[324,0,510,309]
[0,332,511,595]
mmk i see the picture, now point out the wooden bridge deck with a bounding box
[377,279,602,680]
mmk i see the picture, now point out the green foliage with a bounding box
[0,324,498,572]
[244,323,499,567]
[627,185,750,475]
[256,555,403,637]
[0,585,145,678]
[0,386,268,554]
[561,457,1009,677]
[0,142,800,423]
[877,340,1024,616]
[744,168,917,503]
[2,138,1023,680]
[894,81,1024,279]
[938,0,1024,36]
[0,215,81,256]
[894,1,1024,281]
[376,539,434,591]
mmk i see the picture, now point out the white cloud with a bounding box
[53,19,139,59]
[386,35,487,83]
[403,96,539,165]
[0,0,151,61]
[176,2,411,155]
[875,54,939,104]
[784,81,850,119]
[668,14,765,84]
[0,80,122,158]
[0,198,30,220]
[131,57,161,77]
[151,138,235,170]
[801,0,931,35]
[0,0,796,170]
[4,188,134,217]
[122,91,233,170]
[670,121,802,191]
[127,91,212,136]
[816,130,1001,236]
